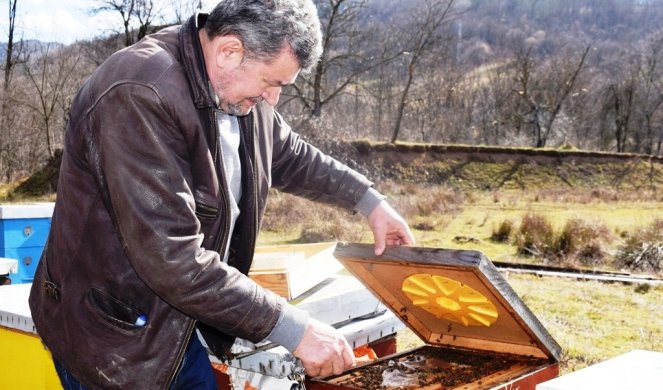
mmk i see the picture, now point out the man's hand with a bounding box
[292,318,355,377]
[367,200,415,255]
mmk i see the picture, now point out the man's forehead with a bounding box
[260,48,301,85]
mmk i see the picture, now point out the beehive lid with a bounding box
[334,243,562,361]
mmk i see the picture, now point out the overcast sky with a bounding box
[0,0,218,44]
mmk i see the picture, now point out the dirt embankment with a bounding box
[10,142,663,198]
[327,141,663,192]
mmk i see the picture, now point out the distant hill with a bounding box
[0,40,64,62]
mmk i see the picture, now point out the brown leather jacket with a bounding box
[29,14,372,389]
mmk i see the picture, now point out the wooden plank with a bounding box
[495,363,559,390]
[249,242,342,300]
[335,242,484,268]
[450,363,542,389]
[249,272,290,299]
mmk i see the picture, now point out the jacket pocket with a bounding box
[86,287,144,332]
[193,190,219,222]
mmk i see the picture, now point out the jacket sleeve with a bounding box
[88,83,282,342]
[269,110,374,210]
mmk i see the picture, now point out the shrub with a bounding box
[616,219,663,274]
[298,216,363,243]
[413,221,436,231]
[385,183,465,220]
[490,219,514,243]
[515,215,614,265]
[262,190,364,244]
[261,190,310,232]
[515,213,555,258]
[10,149,62,199]
[574,242,610,266]
[555,218,613,266]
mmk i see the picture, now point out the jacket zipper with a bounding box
[247,115,259,261]
[164,320,196,389]
[211,109,232,257]
[195,202,218,221]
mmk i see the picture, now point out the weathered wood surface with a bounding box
[333,243,562,361]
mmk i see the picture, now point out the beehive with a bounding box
[308,243,562,390]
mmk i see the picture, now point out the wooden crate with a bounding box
[249,242,342,300]
[309,243,562,390]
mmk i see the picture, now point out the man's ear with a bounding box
[215,36,245,70]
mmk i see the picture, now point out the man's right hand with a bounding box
[292,318,355,377]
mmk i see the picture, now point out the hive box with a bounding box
[0,203,55,284]
[308,243,562,390]
[248,242,342,300]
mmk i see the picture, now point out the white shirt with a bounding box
[216,111,242,263]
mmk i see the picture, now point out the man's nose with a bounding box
[262,86,282,106]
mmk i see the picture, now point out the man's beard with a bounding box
[219,96,263,116]
[214,70,263,116]
[222,100,248,116]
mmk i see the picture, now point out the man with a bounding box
[29,0,415,388]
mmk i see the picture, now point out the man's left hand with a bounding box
[367,200,415,255]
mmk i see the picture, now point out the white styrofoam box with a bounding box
[536,350,663,390]
[0,283,36,333]
[0,257,18,274]
[0,203,55,219]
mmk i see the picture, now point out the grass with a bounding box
[0,178,56,203]
[260,185,663,272]
[506,275,663,373]
[0,181,18,200]
[382,187,663,271]
[257,184,663,375]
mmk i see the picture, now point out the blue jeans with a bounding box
[53,335,218,389]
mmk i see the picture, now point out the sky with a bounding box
[0,0,219,45]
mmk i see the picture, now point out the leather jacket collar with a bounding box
[179,13,218,109]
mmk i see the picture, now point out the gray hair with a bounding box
[204,0,323,73]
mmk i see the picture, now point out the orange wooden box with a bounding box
[248,242,341,300]
[308,243,561,390]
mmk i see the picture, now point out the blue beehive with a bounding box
[0,203,55,284]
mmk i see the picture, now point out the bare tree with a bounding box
[92,0,161,47]
[80,34,125,67]
[1,0,28,181]
[3,0,21,88]
[598,33,663,155]
[285,0,397,118]
[171,0,203,24]
[93,0,136,46]
[461,64,514,145]
[358,40,399,141]
[390,0,456,143]
[22,44,82,157]
[637,34,663,155]
[602,77,636,153]
[134,0,157,42]
[512,43,592,147]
